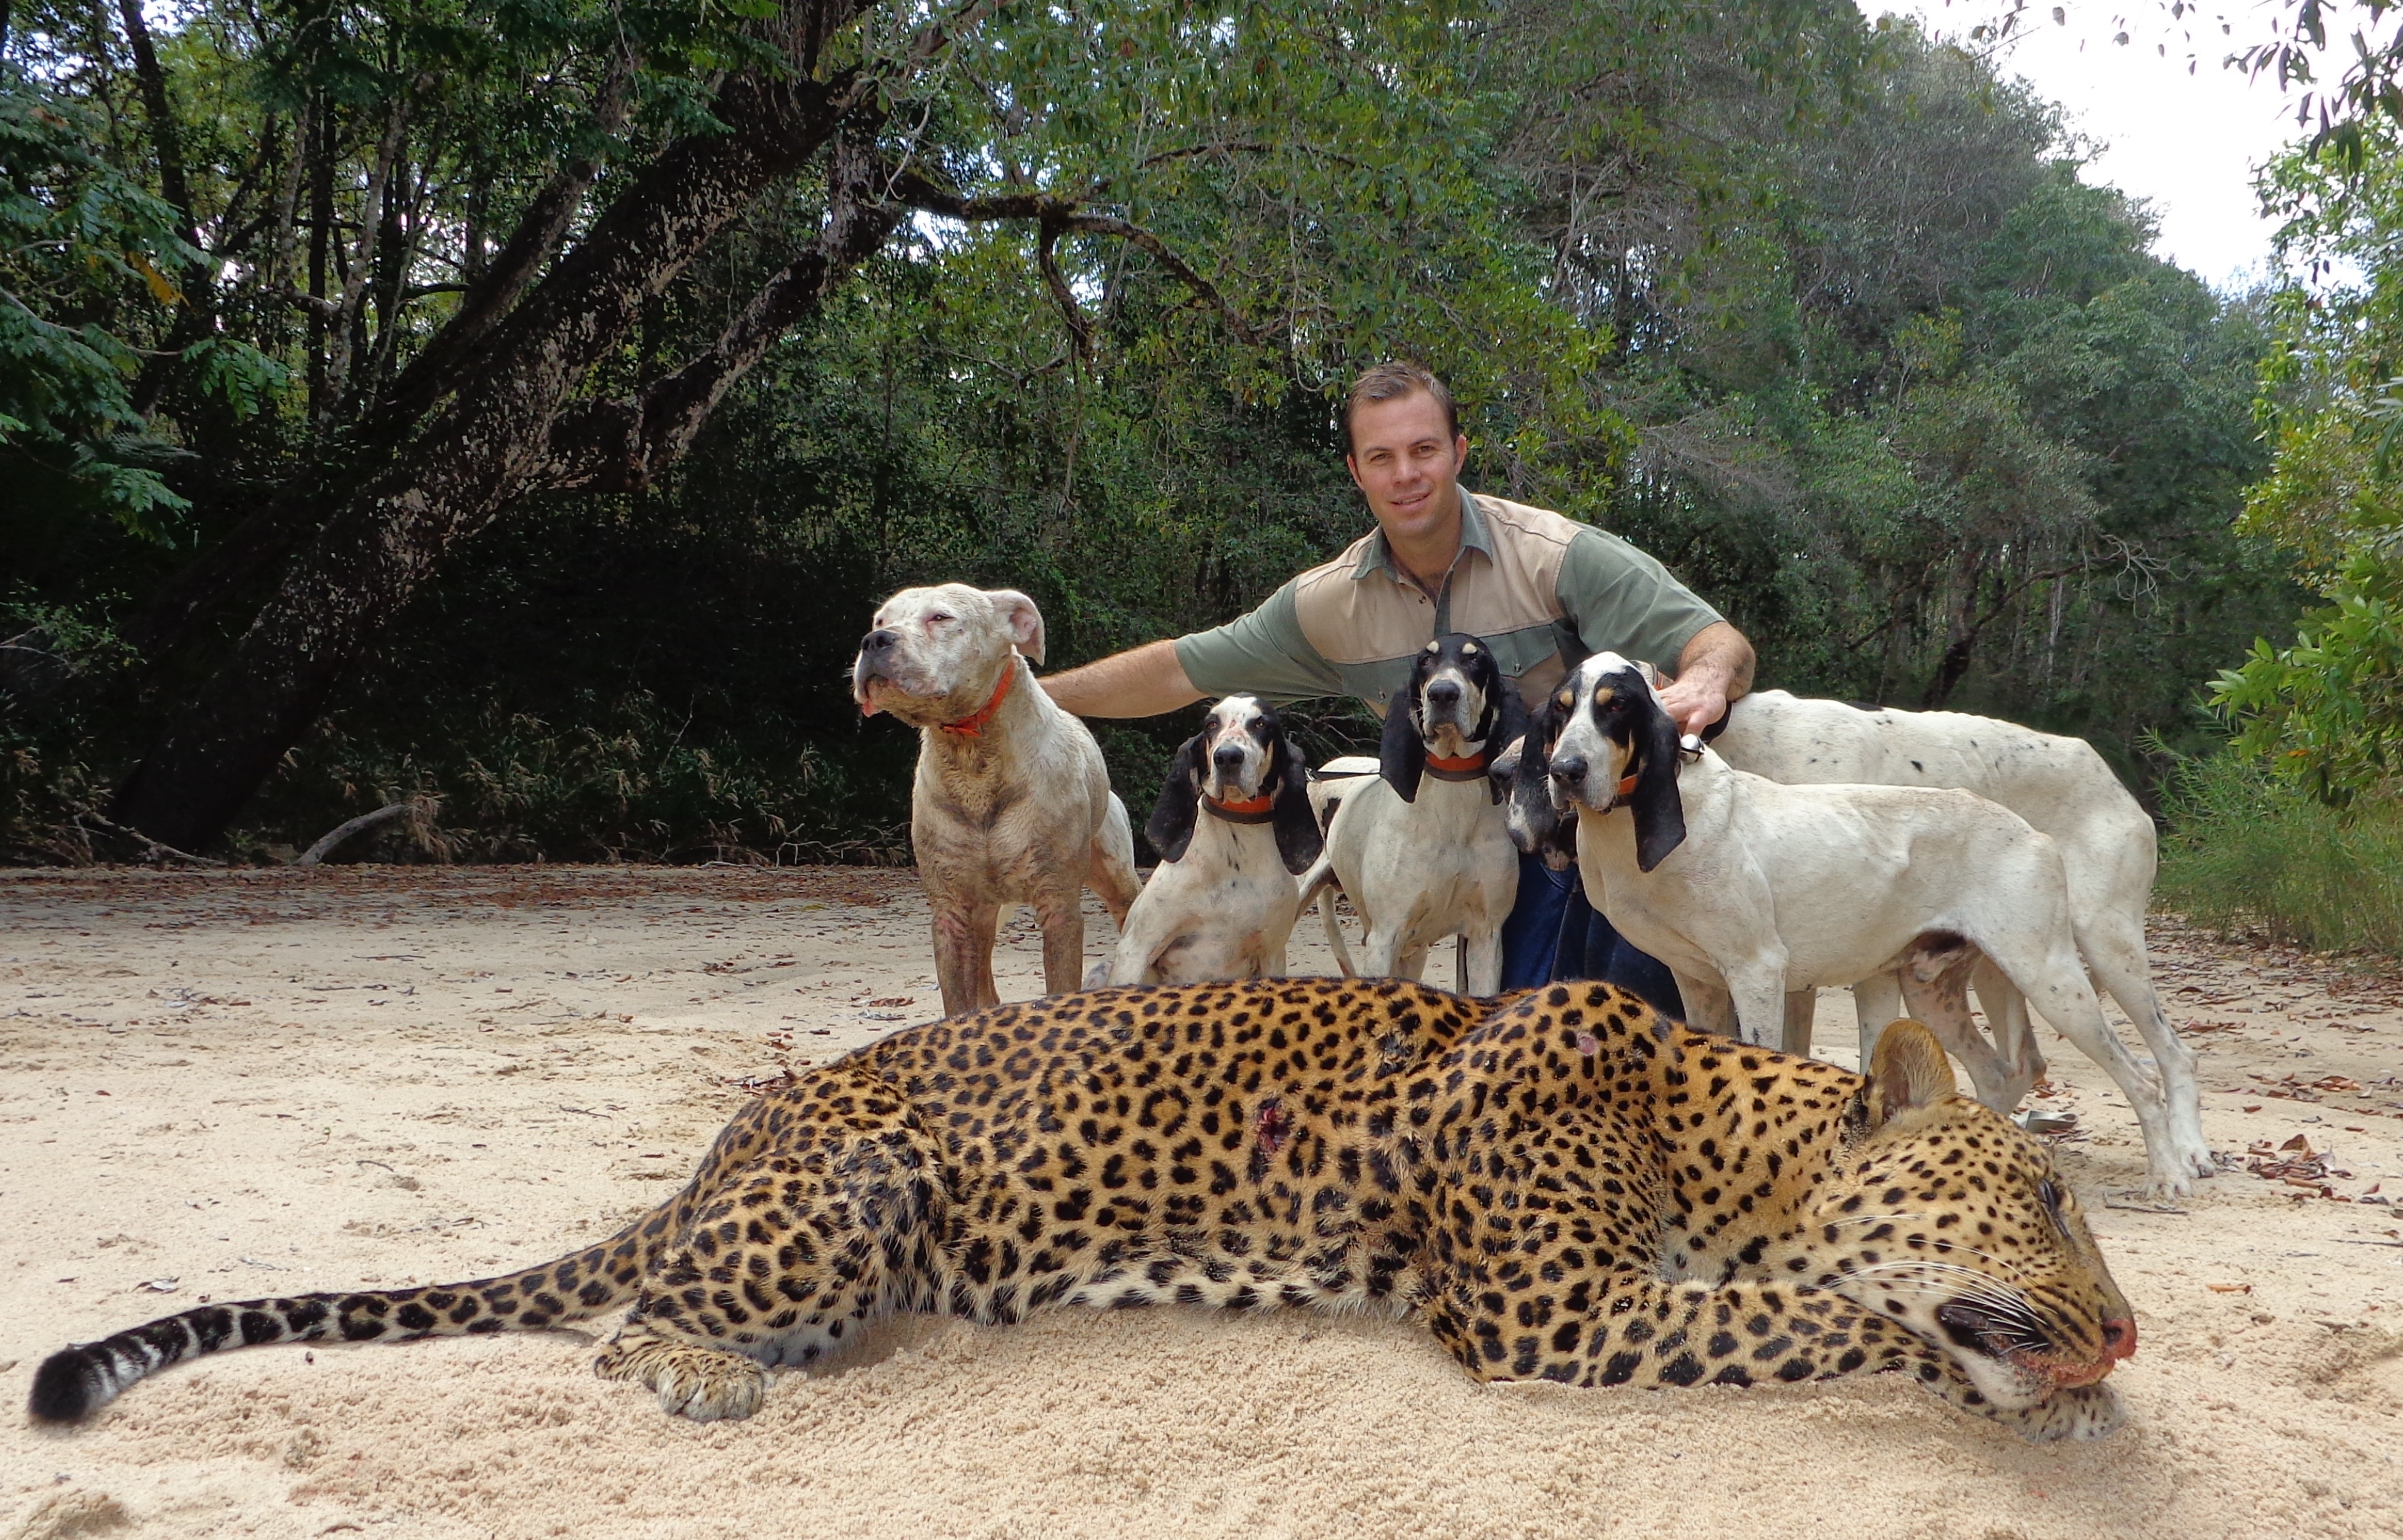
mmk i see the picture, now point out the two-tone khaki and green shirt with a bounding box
[1174,492,1722,715]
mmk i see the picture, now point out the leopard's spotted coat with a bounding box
[31,978,2135,1439]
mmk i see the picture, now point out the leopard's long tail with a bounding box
[29,1201,677,1424]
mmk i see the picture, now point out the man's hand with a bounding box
[1655,621,1756,740]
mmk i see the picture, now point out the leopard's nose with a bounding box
[2100,1317,2137,1361]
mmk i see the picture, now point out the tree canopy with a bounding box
[0,1,2310,862]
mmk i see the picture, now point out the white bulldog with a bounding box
[853,584,1139,1014]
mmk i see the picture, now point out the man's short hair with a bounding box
[1344,362,1458,451]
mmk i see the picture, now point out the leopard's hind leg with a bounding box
[594,1064,947,1422]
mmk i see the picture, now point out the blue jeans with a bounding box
[1498,852,1685,1019]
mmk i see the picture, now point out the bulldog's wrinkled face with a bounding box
[1546,651,1661,812]
[1198,694,1280,802]
[1412,635,1501,759]
[852,585,1046,728]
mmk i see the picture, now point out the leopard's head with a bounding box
[1770,1019,2137,1410]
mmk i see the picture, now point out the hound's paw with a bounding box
[595,1330,770,1422]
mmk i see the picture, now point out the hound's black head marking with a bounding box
[1147,695,1324,874]
[1507,655,1687,873]
[1380,633,1528,805]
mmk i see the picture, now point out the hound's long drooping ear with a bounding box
[1144,732,1206,864]
[1379,681,1426,804]
[1864,1018,1959,1126]
[1506,690,1573,868]
[985,589,1047,665]
[1628,675,1688,873]
[1485,680,1528,805]
[1264,727,1324,875]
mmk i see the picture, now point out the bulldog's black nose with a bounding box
[1425,679,1461,710]
[862,628,896,654]
[1551,753,1588,786]
[1213,744,1247,774]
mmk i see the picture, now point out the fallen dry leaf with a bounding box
[2208,1282,2253,1294]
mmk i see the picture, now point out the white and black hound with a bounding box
[1710,688,2212,1190]
[1506,653,2195,1197]
[1298,633,1523,996]
[1099,696,1322,985]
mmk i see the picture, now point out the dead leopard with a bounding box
[30,978,2136,1441]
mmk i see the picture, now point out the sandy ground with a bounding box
[3,867,2402,1540]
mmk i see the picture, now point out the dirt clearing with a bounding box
[4,867,2402,1539]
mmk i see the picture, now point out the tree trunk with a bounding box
[114,0,197,244]
[110,62,868,852]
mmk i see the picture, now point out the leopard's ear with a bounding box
[1865,1019,1956,1124]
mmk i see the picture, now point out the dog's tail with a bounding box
[28,1201,677,1424]
[1317,891,1358,976]
[1294,855,1357,977]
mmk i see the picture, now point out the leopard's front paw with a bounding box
[1994,1381,2126,1443]
[594,1329,770,1422]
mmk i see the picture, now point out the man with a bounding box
[1041,361,1754,999]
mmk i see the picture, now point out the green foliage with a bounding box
[2212,551,2403,801]
[0,2,2304,860]
[2156,749,2403,960]
[1,78,196,532]
[2211,122,2403,801]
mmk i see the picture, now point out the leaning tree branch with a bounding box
[71,808,226,868]
[1057,210,1264,346]
[383,59,637,421]
[538,134,905,495]
[127,60,637,665]
[295,797,437,865]
[111,31,888,854]
[889,169,1265,347]
[823,0,1014,123]
[1033,217,1092,360]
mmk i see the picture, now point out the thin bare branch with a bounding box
[889,169,1265,346]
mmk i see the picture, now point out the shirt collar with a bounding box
[1352,488,1493,582]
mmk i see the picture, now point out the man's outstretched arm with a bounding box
[1040,640,1205,719]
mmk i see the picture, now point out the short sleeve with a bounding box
[1554,528,1723,672]
[1173,580,1346,704]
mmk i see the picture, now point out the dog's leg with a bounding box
[1780,990,1817,1057]
[1673,970,1739,1038]
[1461,929,1499,997]
[2080,921,2212,1181]
[1086,794,1142,928]
[1035,888,1087,998]
[1103,886,1173,987]
[1723,955,1789,1050]
[1990,934,2188,1197]
[1898,957,2018,1113]
[1852,971,1903,1066]
[931,900,1002,1015]
[1968,958,2046,1111]
[1357,916,1406,979]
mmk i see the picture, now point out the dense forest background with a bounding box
[0,0,2382,867]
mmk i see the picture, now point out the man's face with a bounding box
[1346,390,1467,549]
